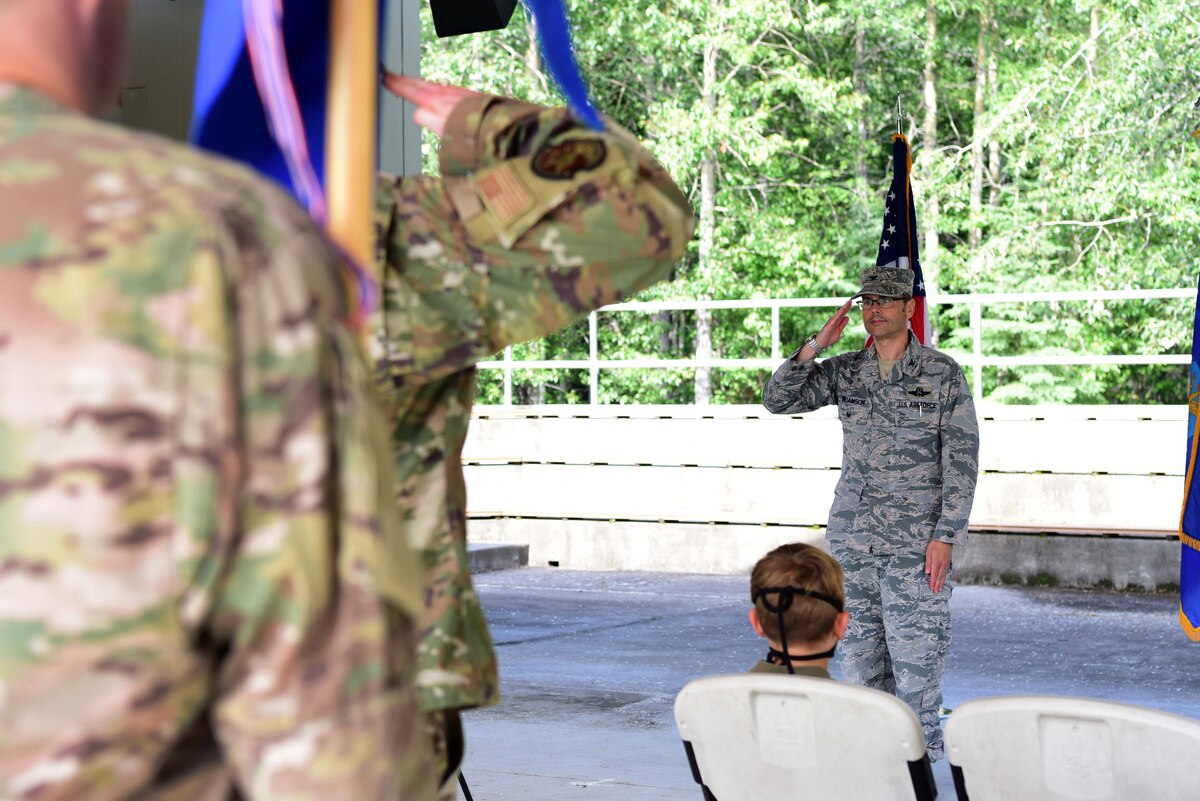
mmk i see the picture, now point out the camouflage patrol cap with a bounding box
[853,267,915,299]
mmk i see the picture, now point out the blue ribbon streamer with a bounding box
[523,0,604,130]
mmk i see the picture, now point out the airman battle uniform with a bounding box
[762,329,978,761]
[0,87,433,800]
[371,94,694,794]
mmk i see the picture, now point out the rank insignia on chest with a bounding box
[532,138,607,180]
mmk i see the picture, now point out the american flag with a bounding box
[876,134,929,345]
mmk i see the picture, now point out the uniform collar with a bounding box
[899,332,923,375]
[864,333,922,381]
[0,85,67,119]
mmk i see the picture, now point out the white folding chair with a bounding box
[673,673,936,801]
[944,695,1200,801]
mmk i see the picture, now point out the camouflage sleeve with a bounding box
[761,352,840,414]
[371,95,694,385]
[934,366,979,545]
[205,221,433,801]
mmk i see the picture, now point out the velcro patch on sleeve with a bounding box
[475,162,535,227]
[446,178,485,222]
[460,139,633,249]
[531,138,607,180]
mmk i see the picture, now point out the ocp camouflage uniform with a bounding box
[370,95,694,794]
[762,333,979,760]
[0,87,433,801]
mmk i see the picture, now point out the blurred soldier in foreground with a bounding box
[375,74,695,797]
[762,267,979,760]
[0,2,433,799]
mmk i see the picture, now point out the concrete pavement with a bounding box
[457,567,1200,800]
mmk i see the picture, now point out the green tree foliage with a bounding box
[419,0,1200,405]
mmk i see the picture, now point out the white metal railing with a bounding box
[478,288,1195,404]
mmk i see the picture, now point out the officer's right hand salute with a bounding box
[796,299,854,361]
[383,73,478,135]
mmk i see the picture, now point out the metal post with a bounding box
[503,346,513,406]
[971,301,983,404]
[378,0,422,177]
[588,311,599,405]
[771,304,781,361]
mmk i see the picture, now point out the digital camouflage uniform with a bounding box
[0,87,433,801]
[369,95,694,793]
[762,331,979,760]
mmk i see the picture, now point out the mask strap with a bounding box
[753,585,844,675]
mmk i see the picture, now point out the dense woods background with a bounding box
[419,1,1200,405]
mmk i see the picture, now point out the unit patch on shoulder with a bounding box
[531,138,607,180]
[475,162,535,226]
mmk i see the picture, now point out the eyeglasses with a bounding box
[856,297,908,309]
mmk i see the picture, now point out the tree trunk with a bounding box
[694,37,718,405]
[1085,6,1100,83]
[525,17,540,77]
[1083,6,1100,137]
[987,45,1001,206]
[968,6,990,249]
[853,17,869,184]
[921,0,939,344]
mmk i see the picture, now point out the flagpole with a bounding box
[326,0,378,273]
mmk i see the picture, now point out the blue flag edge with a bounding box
[188,0,332,204]
[1179,273,1200,641]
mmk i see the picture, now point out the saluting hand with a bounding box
[381,73,482,136]
[815,299,854,351]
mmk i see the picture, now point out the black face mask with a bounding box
[751,585,844,675]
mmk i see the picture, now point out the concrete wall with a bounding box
[463,405,1186,589]
[954,531,1181,592]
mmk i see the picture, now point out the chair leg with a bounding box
[907,755,938,801]
[458,771,475,801]
[951,764,970,801]
[682,740,719,801]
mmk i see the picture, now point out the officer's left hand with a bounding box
[925,541,953,593]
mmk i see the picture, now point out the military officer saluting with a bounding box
[762,266,979,762]
[374,75,695,799]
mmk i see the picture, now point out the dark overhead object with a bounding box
[430,0,519,37]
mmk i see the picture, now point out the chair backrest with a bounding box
[944,695,1200,801]
[673,674,934,801]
